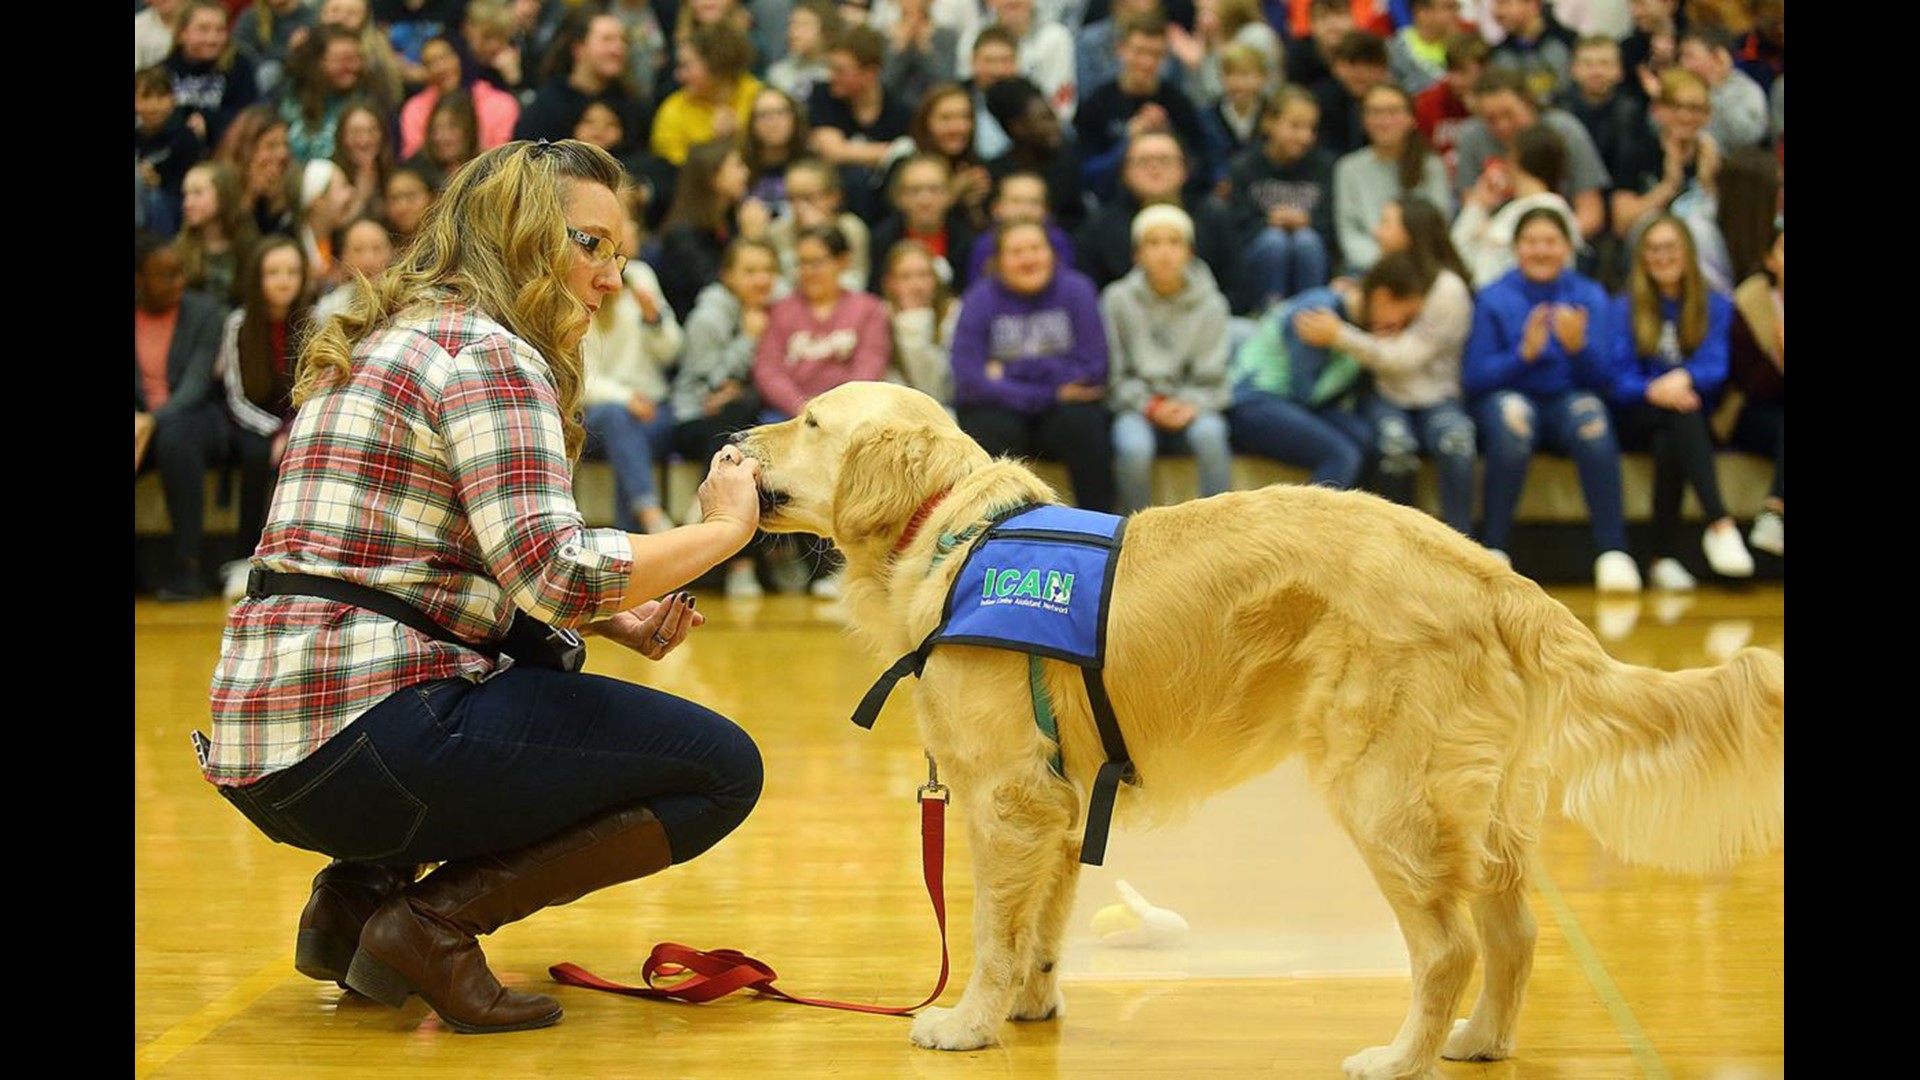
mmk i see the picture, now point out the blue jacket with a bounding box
[1231,287,1363,407]
[1604,292,1732,407]
[1463,268,1614,400]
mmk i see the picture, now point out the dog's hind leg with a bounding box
[1008,835,1081,1021]
[1440,879,1535,1061]
[910,770,1078,1050]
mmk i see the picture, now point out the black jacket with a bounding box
[134,292,225,423]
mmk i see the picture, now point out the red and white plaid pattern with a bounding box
[205,304,634,785]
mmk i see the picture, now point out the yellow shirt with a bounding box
[650,76,765,165]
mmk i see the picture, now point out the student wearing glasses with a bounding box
[206,139,766,1037]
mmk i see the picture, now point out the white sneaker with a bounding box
[1594,551,1643,593]
[724,563,764,600]
[808,571,843,600]
[1649,557,1697,592]
[1748,510,1784,557]
[1701,522,1755,578]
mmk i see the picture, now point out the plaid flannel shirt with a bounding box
[204,304,635,785]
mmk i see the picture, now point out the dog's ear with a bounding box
[831,419,981,546]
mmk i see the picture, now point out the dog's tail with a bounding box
[1496,582,1784,874]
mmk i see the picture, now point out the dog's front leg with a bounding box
[911,776,1073,1050]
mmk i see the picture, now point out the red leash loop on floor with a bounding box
[550,787,950,1016]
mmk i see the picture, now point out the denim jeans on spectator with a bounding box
[217,668,764,867]
[1615,401,1731,560]
[584,401,678,532]
[1112,409,1233,513]
[1226,387,1370,488]
[959,402,1117,513]
[1472,389,1628,555]
[1730,401,1784,503]
[1238,227,1331,309]
[1360,395,1477,535]
[143,400,228,576]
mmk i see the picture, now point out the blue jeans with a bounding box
[584,401,678,532]
[1112,408,1233,513]
[1237,227,1331,310]
[1472,390,1628,555]
[217,669,764,867]
[1361,395,1477,535]
[1227,388,1370,488]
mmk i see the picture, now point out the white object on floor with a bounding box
[1091,879,1191,948]
[1594,550,1643,593]
[1649,557,1697,592]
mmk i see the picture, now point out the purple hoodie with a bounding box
[950,268,1108,414]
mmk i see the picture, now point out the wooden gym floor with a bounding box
[136,584,1784,1079]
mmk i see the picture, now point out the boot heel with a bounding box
[294,929,357,984]
[344,950,414,1008]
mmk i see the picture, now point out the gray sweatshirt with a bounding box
[1099,261,1233,414]
[670,282,761,421]
[1332,268,1472,409]
[1333,149,1455,271]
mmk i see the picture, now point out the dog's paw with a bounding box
[1340,1046,1445,1080]
[1441,1017,1514,1062]
[1008,985,1063,1022]
[909,1006,998,1051]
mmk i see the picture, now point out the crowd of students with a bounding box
[135,0,1784,600]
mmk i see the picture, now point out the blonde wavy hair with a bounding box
[1627,214,1709,360]
[295,138,629,459]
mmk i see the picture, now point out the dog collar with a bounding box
[893,489,952,554]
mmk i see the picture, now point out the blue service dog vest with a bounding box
[851,504,1138,865]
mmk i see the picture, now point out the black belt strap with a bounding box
[1078,667,1135,867]
[247,567,501,659]
[850,630,941,730]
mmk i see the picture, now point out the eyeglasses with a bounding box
[568,227,628,274]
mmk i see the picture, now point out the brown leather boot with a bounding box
[344,803,673,1034]
[294,861,413,987]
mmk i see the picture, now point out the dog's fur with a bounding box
[739,383,1785,1080]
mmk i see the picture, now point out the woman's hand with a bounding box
[1057,381,1106,403]
[703,379,742,417]
[1519,304,1552,362]
[1551,304,1589,354]
[587,590,704,660]
[627,391,659,421]
[699,445,762,542]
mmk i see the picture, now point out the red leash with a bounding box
[550,769,952,1016]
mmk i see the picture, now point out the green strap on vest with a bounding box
[1029,654,1065,778]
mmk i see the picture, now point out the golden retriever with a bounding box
[738,382,1784,1080]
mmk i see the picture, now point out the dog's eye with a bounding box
[804,414,819,429]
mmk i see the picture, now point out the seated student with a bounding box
[136,232,230,601]
[769,0,839,102]
[1556,35,1649,202]
[136,66,205,235]
[399,35,522,160]
[1609,68,1714,242]
[177,161,261,309]
[950,220,1116,512]
[880,0,961,107]
[1604,215,1752,589]
[1303,197,1477,534]
[1453,69,1612,244]
[1314,29,1394,158]
[1227,84,1336,308]
[900,83,993,228]
[752,224,892,423]
[1168,0,1281,113]
[956,0,1079,123]
[218,235,316,601]
[767,157,873,292]
[965,170,1077,284]
[742,86,813,216]
[1463,206,1640,591]
[879,239,964,405]
[1205,42,1274,164]
[1101,205,1234,513]
[513,10,654,156]
[1073,12,1211,201]
[1225,278,1374,491]
[650,23,764,166]
[672,238,783,598]
[1485,0,1579,103]
[313,217,396,323]
[1331,82,1453,272]
[806,24,914,208]
[1677,27,1768,151]
[1719,223,1782,557]
[868,154,981,293]
[1075,133,1246,309]
[1388,0,1459,95]
[582,203,687,537]
[656,138,773,320]
[1414,32,1488,184]
[1284,0,1356,98]
[984,76,1089,232]
[1451,124,1582,287]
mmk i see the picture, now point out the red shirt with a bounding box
[135,306,179,413]
[1415,82,1472,185]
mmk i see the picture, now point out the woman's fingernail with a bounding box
[688,596,696,609]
